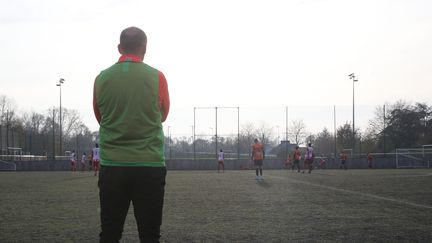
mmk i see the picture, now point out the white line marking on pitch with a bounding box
[266,174,432,210]
[382,173,432,178]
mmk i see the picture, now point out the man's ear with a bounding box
[118,44,124,54]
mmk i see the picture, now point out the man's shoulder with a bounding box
[142,62,160,72]
[96,62,162,83]
[96,63,118,80]
[99,62,161,73]
[132,62,162,76]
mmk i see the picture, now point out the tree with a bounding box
[359,129,377,154]
[0,96,16,151]
[383,101,432,148]
[22,112,45,154]
[0,94,96,158]
[337,122,354,150]
[289,119,307,146]
[314,127,333,156]
[238,122,256,155]
[61,108,81,140]
[367,100,432,152]
[256,122,274,150]
[368,104,390,153]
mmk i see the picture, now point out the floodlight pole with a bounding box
[52,108,55,159]
[56,78,65,156]
[334,105,337,163]
[5,110,9,152]
[215,107,218,159]
[193,107,196,160]
[285,106,288,160]
[190,125,194,144]
[349,73,358,157]
[383,104,386,157]
[237,107,240,160]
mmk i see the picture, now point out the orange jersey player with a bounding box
[339,152,348,170]
[251,138,265,180]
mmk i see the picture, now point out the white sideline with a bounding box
[263,174,432,210]
[382,173,432,178]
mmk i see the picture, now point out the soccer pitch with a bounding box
[0,169,431,242]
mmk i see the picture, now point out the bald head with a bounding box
[118,27,147,57]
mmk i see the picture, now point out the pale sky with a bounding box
[1,0,431,137]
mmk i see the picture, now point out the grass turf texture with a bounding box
[0,169,431,242]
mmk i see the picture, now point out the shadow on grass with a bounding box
[256,180,272,188]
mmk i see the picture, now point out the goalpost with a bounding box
[423,144,432,158]
[396,147,432,169]
[342,148,353,158]
[0,160,16,171]
[193,107,240,160]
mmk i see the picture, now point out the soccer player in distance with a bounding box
[92,143,100,176]
[285,154,293,169]
[319,156,326,169]
[302,143,314,174]
[340,151,348,170]
[81,153,87,172]
[70,150,77,172]
[93,26,170,242]
[251,138,265,180]
[367,152,373,169]
[292,146,302,173]
[218,149,225,173]
[87,150,93,171]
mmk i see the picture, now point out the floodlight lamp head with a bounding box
[354,79,358,82]
[56,84,60,86]
[348,73,355,78]
[59,78,65,83]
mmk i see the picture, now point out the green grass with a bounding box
[1,169,432,242]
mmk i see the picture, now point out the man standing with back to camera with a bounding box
[252,138,265,180]
[93,26,170,243]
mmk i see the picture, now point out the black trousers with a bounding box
[98,166,167,243]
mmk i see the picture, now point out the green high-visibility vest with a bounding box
[95,60,165,167]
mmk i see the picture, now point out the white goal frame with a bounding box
[342,148,353,158]
[0,160,16,171]
[423,145,432,158]
[396,148,432,169]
